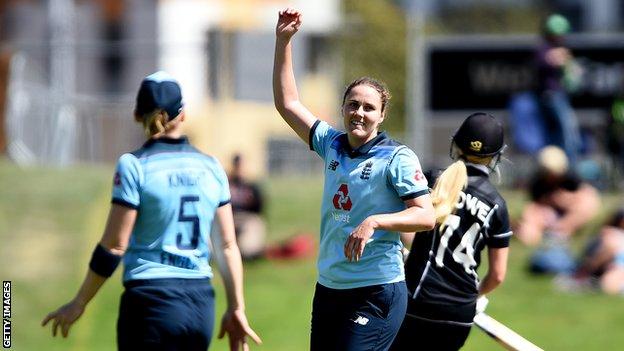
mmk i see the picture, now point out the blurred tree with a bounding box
[341,0,407,137]
[432,5,543,34]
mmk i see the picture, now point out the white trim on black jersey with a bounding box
[405,313,474,327]
[492,231,513,238]
[411,235,438,300]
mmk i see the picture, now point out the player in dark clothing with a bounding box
[391,113,512,351]
[228,153,267,260]
[534,14,582,165]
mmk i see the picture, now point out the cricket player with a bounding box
[274,8,436,350]
[42,72,261,351]
[391,113,512,351]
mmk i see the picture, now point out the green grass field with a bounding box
[1,159,624,350]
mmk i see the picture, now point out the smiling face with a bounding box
[342,84,386,148]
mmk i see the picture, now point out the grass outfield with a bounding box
[1,160,624,350]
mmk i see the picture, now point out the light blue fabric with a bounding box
[112,138,230,282]
[311,121,429,289]
[529,232,576,274]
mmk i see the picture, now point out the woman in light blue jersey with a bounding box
[273,8,436,351]
[42,72,261,351]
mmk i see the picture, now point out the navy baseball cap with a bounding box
[135,71,183,120]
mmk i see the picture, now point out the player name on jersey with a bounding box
[161,251,199,270]
[456,191,492,225]
[168,171,206,187]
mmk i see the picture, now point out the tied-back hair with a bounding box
[430,160,468,230]
[138,109,170,137]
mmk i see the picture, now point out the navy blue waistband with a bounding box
[124,277,211,289]
[316,281,405,294]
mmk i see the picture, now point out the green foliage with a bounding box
[341,0,407,136]
[2,160,624,350]
[427,4,544,35]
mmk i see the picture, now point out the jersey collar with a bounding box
[339,131,389,158]
[144,136,190,147]
[466,162,490,176]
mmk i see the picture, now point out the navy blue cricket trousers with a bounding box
[310,281,408,351]
[117,278,215,351]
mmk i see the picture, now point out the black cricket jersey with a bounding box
[404,163,512,325]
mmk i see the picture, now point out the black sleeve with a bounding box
[424,168,444,188]
[529,171,551,201]
[308,120,321,151]
[485,199,512,248]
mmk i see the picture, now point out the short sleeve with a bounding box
[111,153,142,209]
[309,120,342,161]
[387,147,430,200]
[485,201,513,248]
[214,160,231,207]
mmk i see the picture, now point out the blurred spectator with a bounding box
[228,153,267,261]
[606,92,624,182]
[516,146,600,274]
[557,208,624,295]
[534,14,583,165]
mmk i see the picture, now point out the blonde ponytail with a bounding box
[139,109,170,137]
[431,160,468,229]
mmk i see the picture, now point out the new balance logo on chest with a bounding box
[328,160,339,171]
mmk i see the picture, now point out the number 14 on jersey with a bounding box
[435,214,479,274]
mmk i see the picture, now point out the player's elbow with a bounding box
[425,217,437,231]
[274,100,293,118]
[273,96,286,113]
[490,270,507,286]
[99,241,127,256]
[420,208,437,231]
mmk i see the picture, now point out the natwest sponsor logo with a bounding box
[332,184,353,211]
[414,169,425,182]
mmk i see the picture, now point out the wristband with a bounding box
[89,244,122,277]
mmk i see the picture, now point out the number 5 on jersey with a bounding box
[177,195,200,250]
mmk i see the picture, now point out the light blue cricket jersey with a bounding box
[310,120,430,289]
[111,137,230,282]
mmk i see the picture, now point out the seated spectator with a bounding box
[228,153,267,261]
[517,146,599,245]
[516,146,600,273]
[557,208,624,295]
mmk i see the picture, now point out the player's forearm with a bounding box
[369,206,436,233]
[218,241,246,312]
[273,38,299,109]
[73,269,108,307]
[480,248,508,295]
[478,272,503,295]
[273,38,315,142]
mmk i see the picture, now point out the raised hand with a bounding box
[218,308,262,351]
[276,8,302,40]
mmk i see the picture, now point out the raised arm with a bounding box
[273,8,317,143]
[213,203,262,350]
